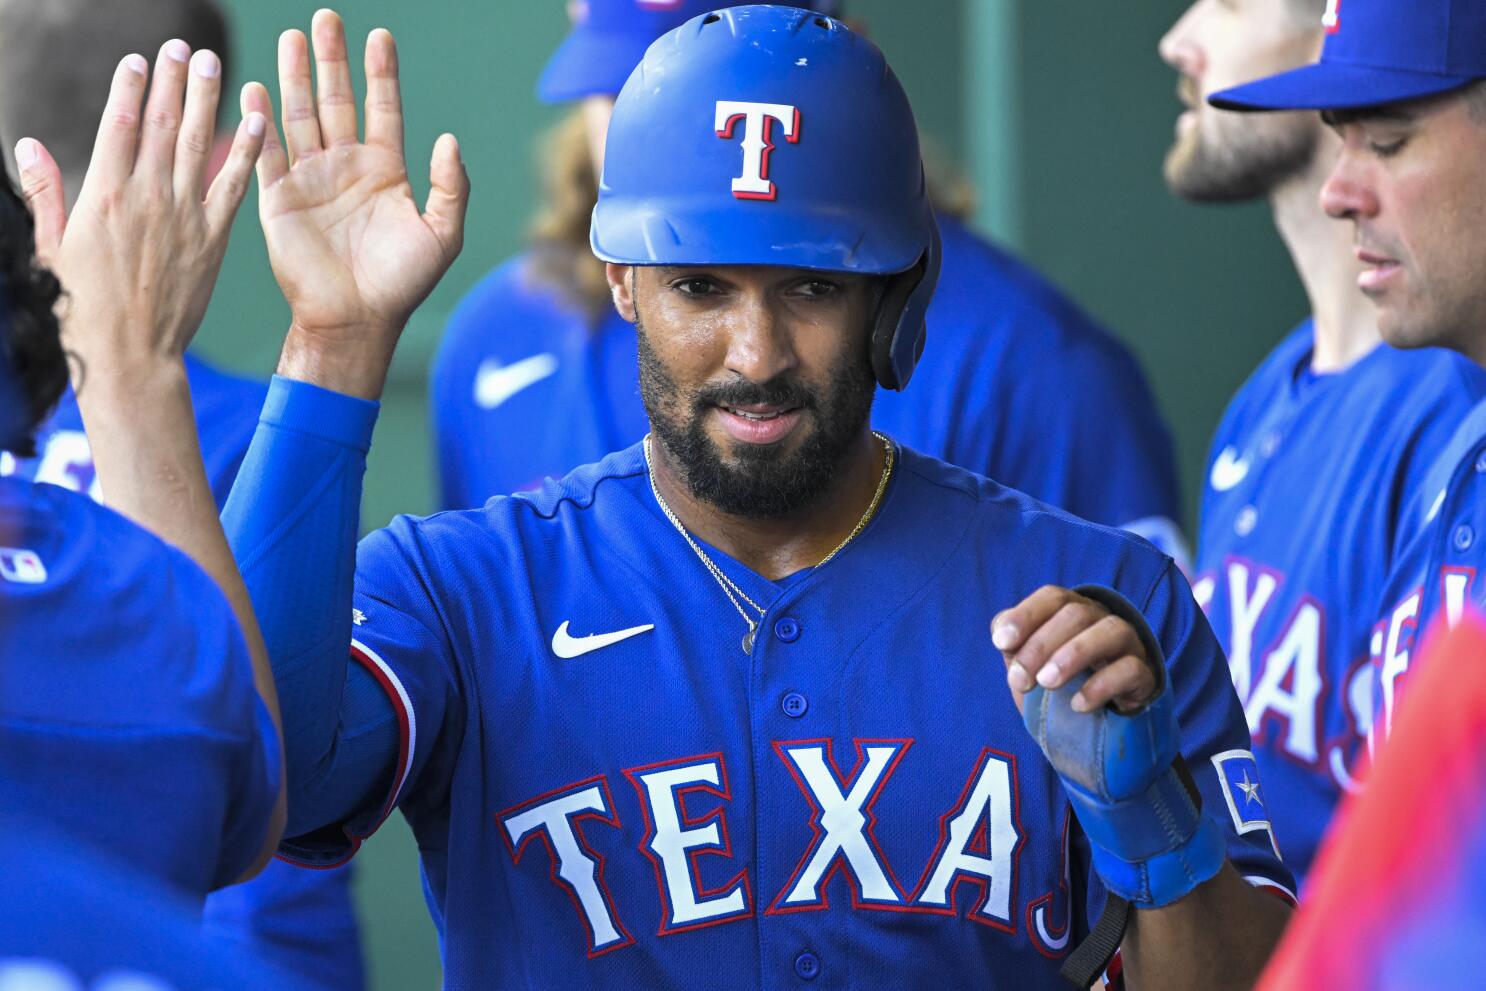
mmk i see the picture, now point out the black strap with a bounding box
[1059,757,1206,988]
[1061,892,1129,988]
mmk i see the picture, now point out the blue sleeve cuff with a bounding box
[263,376,380,452]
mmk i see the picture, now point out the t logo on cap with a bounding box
[1323,0,1342,34]
[714,100,802,202]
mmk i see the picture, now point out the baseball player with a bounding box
[1,2,365,984]
[432,0,1188,568]
[1159,0,1486,883]
[78,9,1301,987]
[1206,0,1486,751]
[0,812,315,991]
[2,59,284,905]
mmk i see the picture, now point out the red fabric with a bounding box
[1258,615,1486,990]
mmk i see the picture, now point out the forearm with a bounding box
[223,373,384,832]
[1122,862,1291,990]
[76,359,287,862]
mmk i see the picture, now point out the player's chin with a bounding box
[708,404,809,450]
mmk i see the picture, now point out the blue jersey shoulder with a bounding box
[0,476,276,896]
[877,216,1181,537]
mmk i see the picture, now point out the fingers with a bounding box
[422,134,470,262]
[241,83,289,187]
[83,54,150,193]
[991,585,1071,657]
[14,139,68,261]
[136,40,193,181]
[1076,655,1159,715]
[205,113,268,234]
[363,28,404,153]
[1005,598,1110,694]
[311,9,359,146]
[277,29,323,162]
[175,50,224,201]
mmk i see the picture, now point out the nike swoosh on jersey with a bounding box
[474,353,559,410]
[551,620,655,659]
[1209,445,1251,492]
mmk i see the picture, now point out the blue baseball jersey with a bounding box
[0,476,277,896]
[280,429,1290,988]
[0,352,267,505]
[0,352,362,988]
[432,216,1185,557]
[1371,398,1486,744]
[1192,321,1486,882]
[0,812,312,991]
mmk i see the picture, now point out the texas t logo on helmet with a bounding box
[714,100,801,201]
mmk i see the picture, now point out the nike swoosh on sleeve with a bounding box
[474,353,560,410]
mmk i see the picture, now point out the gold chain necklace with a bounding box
[644,432,895,653]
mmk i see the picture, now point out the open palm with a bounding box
[246,13,467,365]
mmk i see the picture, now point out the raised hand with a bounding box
[18,42,265,370]
[246,9,470,399]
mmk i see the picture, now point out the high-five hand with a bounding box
[245,9,470,400]
[19,44,265,370]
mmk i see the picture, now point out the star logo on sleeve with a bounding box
[1237,770,1262,806]
[1212,750,1280,858]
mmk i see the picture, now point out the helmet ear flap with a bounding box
[869,216,942,391]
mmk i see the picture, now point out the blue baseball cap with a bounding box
[538,0,834,103]
[1209,0,1486,112]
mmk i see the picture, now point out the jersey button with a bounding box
[775,617,802,642]
[1234,505,1258,537]
[1455,524,1475,551]
[781,691,809,718]
[794,951,821,981]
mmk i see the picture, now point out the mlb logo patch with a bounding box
[1212,749,1281,858]
[0,546,47,585]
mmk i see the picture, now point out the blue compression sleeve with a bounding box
[223,376,397,836]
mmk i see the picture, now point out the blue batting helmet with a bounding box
[538,0,836,104]
[590,4,940,391]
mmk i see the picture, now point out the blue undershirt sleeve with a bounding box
[222,376,396,837]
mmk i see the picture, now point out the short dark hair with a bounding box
[0,0,233,193]
[0,172,66,457]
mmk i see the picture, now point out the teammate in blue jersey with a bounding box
[2,2,364,984]
[2,76,283,902]
[1159,0,1486,883]
[0,812,315,991]
[432,0,1186,563]
[89,10,1300,987]
[1206,0,1486,749]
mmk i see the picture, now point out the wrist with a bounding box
[279,321,400,401]
[71,351,191,412]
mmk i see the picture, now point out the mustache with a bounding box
[694,375,818,412]
[1177,75,1200,109]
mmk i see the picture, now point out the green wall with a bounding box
[199,2,1306,987]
